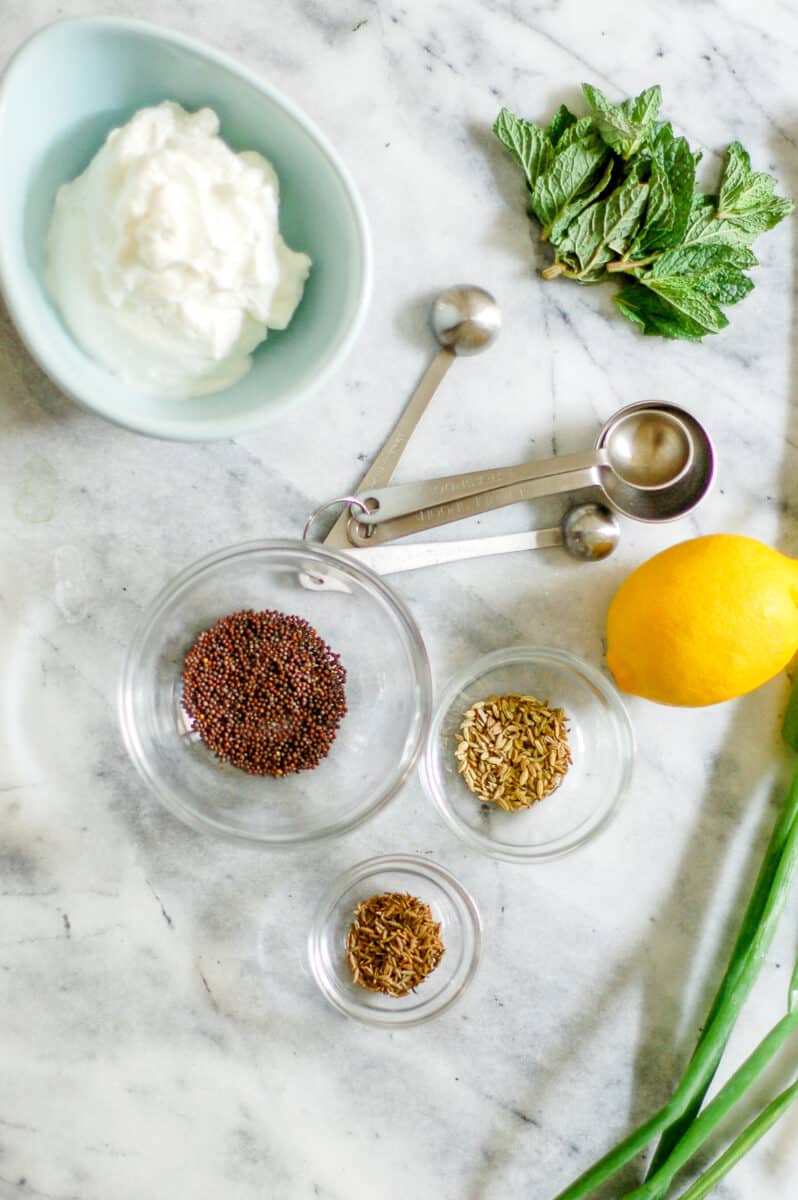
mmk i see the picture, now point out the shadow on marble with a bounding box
[610,113,798,1190]
[626,113,798,1182]
[465,119,798,1199]
[0,292,82,433]
[763,113,798,1166]
[463,686,787,1200]
[393,288,448,354]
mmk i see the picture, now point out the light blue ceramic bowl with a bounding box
[0,17,372,440]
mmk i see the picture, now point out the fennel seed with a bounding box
[455,693,572,811]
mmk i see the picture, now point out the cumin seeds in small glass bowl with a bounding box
[346,891,445,997]
[308,854,481,1026]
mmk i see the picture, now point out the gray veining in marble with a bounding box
[2,1,798,1197]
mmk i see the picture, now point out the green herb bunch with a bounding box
[494,85,794,340]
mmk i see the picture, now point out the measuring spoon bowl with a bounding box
[596,401,715,523]
[603,407,694,491]
[431,285,502,355]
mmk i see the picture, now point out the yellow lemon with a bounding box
[606,535,798,706]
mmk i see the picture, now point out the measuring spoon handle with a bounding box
[300,523,565,591]
[347,465,601,546]
[355,448,608,525]
[349,524,564,573]
[323,347,455,550]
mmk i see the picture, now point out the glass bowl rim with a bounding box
[307,851,483,1027]
[421,644,635,864]
[117,538,433,847]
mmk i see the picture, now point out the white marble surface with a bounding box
[2,1,798,1197]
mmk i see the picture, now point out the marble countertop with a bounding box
[2,1,798,1197]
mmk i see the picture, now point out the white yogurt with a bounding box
[46,101,312,398]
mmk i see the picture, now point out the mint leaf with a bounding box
[682,194,719,245]
[695,266,754,305]
[548,158,614,243]
[652,242,742,278]
[716,141,794,235]
[529,128,610,239]
[546,104,577,146]
[648,242,753,282]
[614,280,707,339]
[652,243,754,306]
[626,85,663,131]
[681,193,759,263]
[642,277,729,333]
[493,108,553,187]
[554,116,595,152]
[557,176,649,278]
[620,243,753,337]
[582,83,661,159]
[633,156,673,249]
[637,134,695,255]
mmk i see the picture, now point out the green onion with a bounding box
[646,765,798,1176]
[646,673,798,1176]
[783,672,798,754]
[673,1076,798,1200]
[552,672,796,1200]
[620,1000,798,1199]
[552,766,798,1200]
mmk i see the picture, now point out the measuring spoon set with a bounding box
[304,285,715,586]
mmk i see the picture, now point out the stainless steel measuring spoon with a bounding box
[302,503,619,591]
[322,285,501,551]
[345,401,715,547]
[353,406,694,526]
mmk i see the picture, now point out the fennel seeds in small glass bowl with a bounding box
[455,693,572,810]
[423,646,635,864]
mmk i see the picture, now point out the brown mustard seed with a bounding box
[346,892,445,997]
[181,608,347,776]
[455,693,572,810]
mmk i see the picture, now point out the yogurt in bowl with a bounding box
[47,101,312,398]
[0,16,372,440]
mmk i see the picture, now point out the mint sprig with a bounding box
[493,85,794,341]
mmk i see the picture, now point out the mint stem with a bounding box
[606,256,658,273]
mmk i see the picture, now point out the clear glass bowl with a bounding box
[118,540,431,846]
[421,646,635,863]
[308,854,482,1026]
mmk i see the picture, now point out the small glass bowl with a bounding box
[308,854,482,1026]
[421,646,634,863]
[118,540,431,847]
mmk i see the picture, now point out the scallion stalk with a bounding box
[552,767,798,1200]
[646,673,798,1175]
[673,1076,798,1200]
[783,671,798,754]
[646,766,798,1176]
[620,1001,798,1199]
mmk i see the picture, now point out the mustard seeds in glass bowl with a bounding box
[119,540,431,847]
[308,854,482,1026]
